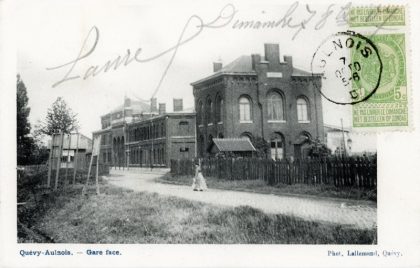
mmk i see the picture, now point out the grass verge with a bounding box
[157,174,377,203]
[19,180,376,244]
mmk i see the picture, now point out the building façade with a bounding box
[192,43,324,160]
[93,98,196,168]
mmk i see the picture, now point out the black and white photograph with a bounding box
[1,0,420,267]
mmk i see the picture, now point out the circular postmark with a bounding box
[311,31,383,105]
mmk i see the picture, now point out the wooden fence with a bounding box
[170,157,377,189]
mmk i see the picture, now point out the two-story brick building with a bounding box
[93,98,196,168]
[192,43,324,160]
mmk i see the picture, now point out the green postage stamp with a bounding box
[350,6,410,129]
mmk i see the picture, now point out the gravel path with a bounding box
[104,168,377,230]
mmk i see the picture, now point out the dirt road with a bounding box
[104,168,377,229]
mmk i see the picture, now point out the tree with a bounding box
[37,97,79,135]
[307,138,331,158]
[251,136,270,158]
[17,74,35,165]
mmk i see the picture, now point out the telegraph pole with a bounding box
[150,98,154,171]
[341,118,347,157]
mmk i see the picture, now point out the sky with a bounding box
[16,0,377,152]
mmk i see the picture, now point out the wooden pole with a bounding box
[54,131,64,190]
[340,118,347,157]
[72,133,80,185]
[46,133,54,188]
[95,154,100,195]
[64,133,71,186]
[83,135,100,195]
[82,153,94,195]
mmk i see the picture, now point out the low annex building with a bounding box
[48,133,92,169]
[191,43,325,160]
[209,138,256,157]
[93,97,196,168]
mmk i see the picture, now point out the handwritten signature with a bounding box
[47,1,398,92]
[46,4,237,93]
[232,1,398,40]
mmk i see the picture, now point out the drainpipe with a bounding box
[256,79,264,140]
[313,79,320,139]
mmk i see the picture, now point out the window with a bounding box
[270,133,284,160]
[216,95,223,123]
[198,135,204,157]
[197,101,203,125]
[179,121,189,135]
[267,91,284,121]
[207,98,213,124]
[240,132,253,141]
[208,135,214,149]
[297,97,309,122]
[239,96,252,122]
[161,123,165,137]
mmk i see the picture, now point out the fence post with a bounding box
[47,133,54,188]
[54,131,64,191]
[72,133,80,185]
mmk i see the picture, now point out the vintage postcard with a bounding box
[1,0,420,267]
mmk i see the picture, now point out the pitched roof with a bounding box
[192,55,317,85]
[110,99,150,114]
[218,55,255,73]
[212,138,256,152]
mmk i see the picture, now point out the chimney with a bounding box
[150,97,157,113]
[173,98,183,112]
[251,54,261,70]
[158,103,166,115]
[213,62,223,72]
[284,55,293,66]
[264,43,280,64]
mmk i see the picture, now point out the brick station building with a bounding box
[192,43,325,160]
[93,97,196,168]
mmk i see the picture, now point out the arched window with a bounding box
[200,102,204,125]
[297,97,309,122]
[207,98,213,124]
[239,96,252,122]
[240,132,253,141]
[270,133,284,160]
[267,91,284,121]
[207,134,214,153]
[198,135,204,157]
[197,100,203,125]
[216,95,223,123]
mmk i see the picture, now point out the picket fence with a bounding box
[170,157,377,189]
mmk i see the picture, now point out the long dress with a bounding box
[192,166,207,191]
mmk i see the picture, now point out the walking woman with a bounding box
[192,160,207,191]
